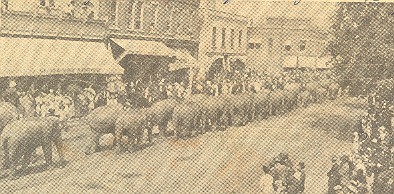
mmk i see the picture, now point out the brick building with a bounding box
[101,0,202,83]
[0,0,123,80]
[1,0,203,85]
[196,0,249,80]
[247,17,329,75]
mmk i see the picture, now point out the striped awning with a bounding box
[0,37,124,77]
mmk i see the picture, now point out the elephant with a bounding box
[0,102,19,135]
[298,90,312,107]
[172,101,202,138]
[149,99,177,137]
[82,104,127,155]
[316,87,328,103]
[252,90,271,120]
[188,94,229,132]
[304,81,319,103]
[0,116,67,178]
[319,79,332,90]
[328,82,340,100]
[284,83,302,110]
[269,89,286,116]
[114,108,153,153]
[225,94,252,126]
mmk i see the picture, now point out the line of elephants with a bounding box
[0,81,340,179]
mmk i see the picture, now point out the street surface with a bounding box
[1,98,366,193]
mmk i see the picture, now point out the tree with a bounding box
[328,3,394,95]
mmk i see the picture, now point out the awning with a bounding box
[169,49,196,71]
[110,38,175,61]
[298,56,317,68]
[0,37,124,77]
[315,56,331,69]
[282,55,298,68]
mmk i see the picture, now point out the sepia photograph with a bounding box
[0,0,393,193]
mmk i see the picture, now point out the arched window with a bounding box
[132,1,144,31]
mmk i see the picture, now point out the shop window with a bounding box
[212,27,217,49]
[221,28,226,48]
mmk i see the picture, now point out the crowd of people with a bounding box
[260,153,306,194]
[0,67,338,121]
[327,85,393,194]
[0,75,126,119]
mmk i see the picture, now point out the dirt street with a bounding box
[1,99,366,194]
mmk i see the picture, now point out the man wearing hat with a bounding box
[3,80,20,108]
[83,86,96,112]
[158,79,167,100]
[327,156,341,194]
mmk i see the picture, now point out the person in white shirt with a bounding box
[260,165,274,194]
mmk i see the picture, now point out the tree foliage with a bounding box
[328,3,394,94]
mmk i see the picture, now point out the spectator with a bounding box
[260,165,274,194]
[327,156,341,194]
[3,80,20,108]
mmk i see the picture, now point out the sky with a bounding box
[214,0,338,30]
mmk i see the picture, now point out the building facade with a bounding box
[197,0,249,80]
[1,0,203,84]
[99,0,202,83]
[247,17,329,74]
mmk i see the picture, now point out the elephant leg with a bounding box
[2,139,11,170]
[147,126,153,144]
[84,129,100,155]
[175,119,183,138]
[9,147,23,179]
[20,148,34,175]
[42,143,54,167]
[158,122,167,137]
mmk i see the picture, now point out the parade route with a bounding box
[1,99,366,194]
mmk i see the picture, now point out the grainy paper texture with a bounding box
[0,0,393,193]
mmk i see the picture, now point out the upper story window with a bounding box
[39,0,54,7]
[4,0,97,21]
[230,29,235,49]
[133,1,144,31]
[109,0,119,26]
[164,4,173,33]
[212,27,217,49]
[268,38,273,52]
[149,2,159,31]
[255,43,262,49]
[248,43,255,50]
[239,30,242,48]
[221,28,226,48]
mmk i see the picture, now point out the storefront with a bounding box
[108,38,175,84]
[0,36,124,117]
